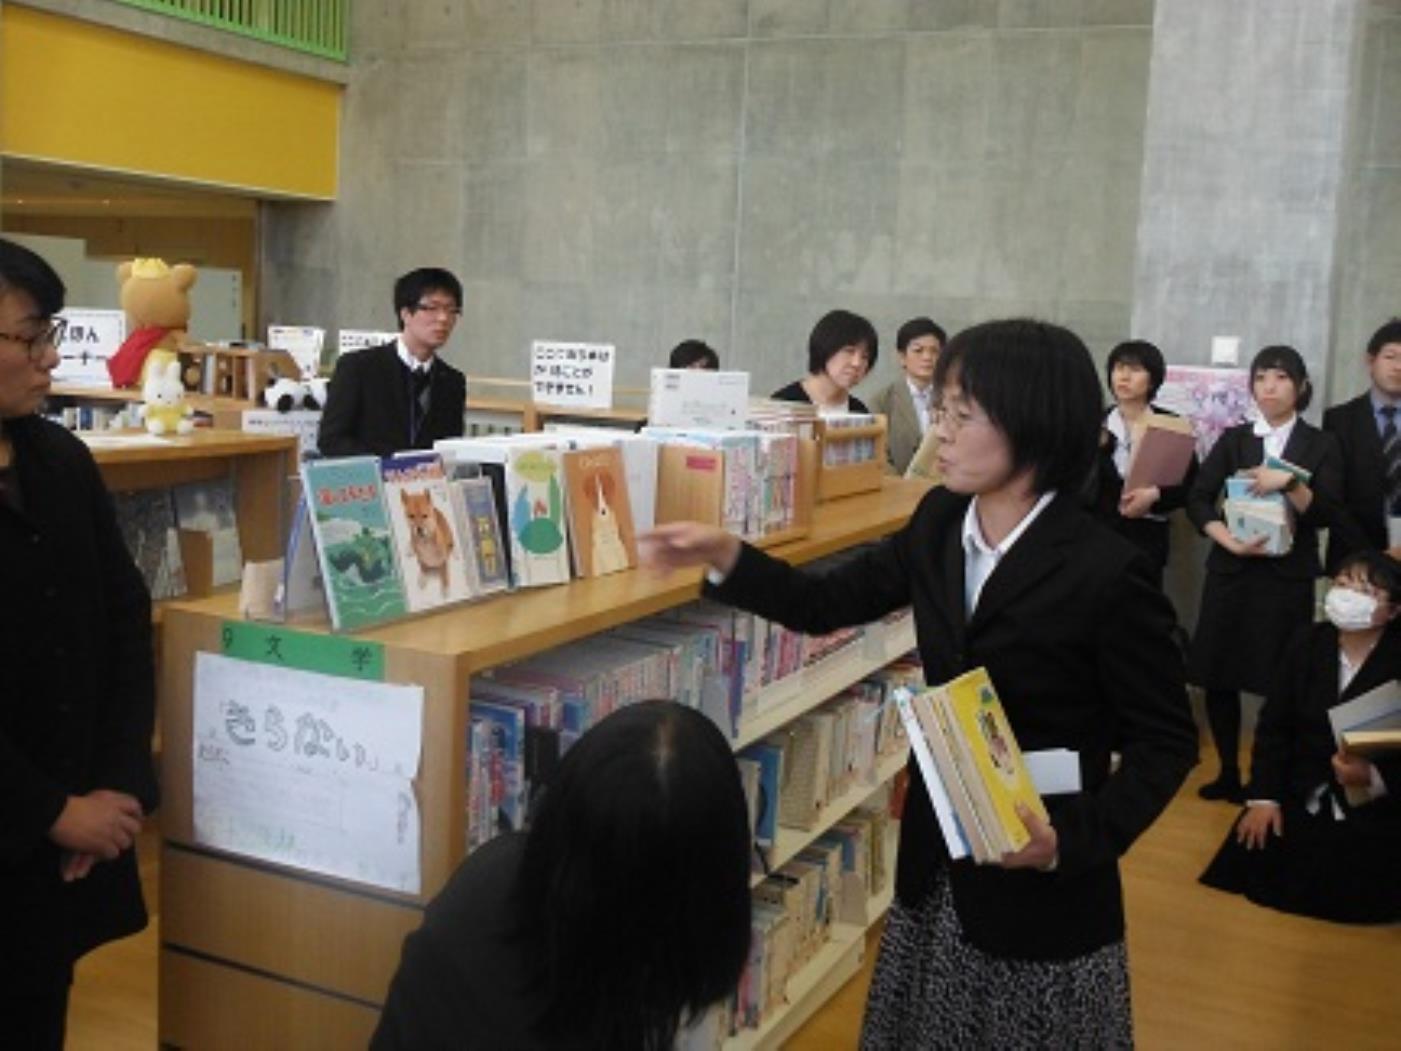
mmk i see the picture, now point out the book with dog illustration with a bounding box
[302,457,407,631]
[380,452,474,612]
[503,446,571,587]
[562,445,637,578]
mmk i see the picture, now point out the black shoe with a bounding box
[1198,776,1244,804]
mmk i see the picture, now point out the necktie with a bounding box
[411,368,432,417]
[1382,405,1399,513]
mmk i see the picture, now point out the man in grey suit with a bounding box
[869,317,945,476]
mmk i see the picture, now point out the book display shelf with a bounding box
[155,477,928,1049]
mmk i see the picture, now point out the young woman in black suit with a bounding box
[643,320,1197,1048]
[1200,550,1400,923]
[1187,345,1344,802]
[1093,339,1199,584]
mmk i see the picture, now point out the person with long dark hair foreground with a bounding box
[371,701,752,1050]
[642,319,1196,1047]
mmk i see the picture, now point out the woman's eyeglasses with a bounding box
[0,317,66,363]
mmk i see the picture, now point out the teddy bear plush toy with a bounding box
[106,258,198,390]
[140,357,195,435]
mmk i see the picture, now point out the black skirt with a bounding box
[1199,799,1401,924]
[1187,565,1314,694]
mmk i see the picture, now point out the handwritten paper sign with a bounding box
[337,329,400,356]
[531,341,615,409]
[53,308,126,387]
[647,368,751,429]
[192,652,424,893]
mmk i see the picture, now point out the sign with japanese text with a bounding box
[530,340,616,410]
[53,308,126,387]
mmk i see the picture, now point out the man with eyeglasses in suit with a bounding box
[318,267,468,458]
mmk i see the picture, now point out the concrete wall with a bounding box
[1130,0,1363,404]
[264,0,1157,393]
[1331,0,1401,403]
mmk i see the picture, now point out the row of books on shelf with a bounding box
[463,600,917,851]
[111,477,243,600]
[285,418,815,630]
[739,658,917,859]
[818,413,882,467]
[44,403,142,432]
[728,804,893,1037]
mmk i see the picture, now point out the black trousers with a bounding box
[7,981,70,1051]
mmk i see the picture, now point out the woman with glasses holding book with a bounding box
[1186,346,1344,803]
[1199,550,1400,923]
[642,319,1196,1049]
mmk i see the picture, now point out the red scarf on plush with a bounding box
[106,327,172,387]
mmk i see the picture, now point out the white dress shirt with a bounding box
[396,337,435,374]
[906,377,934,435]
[1252,412,1297,461]
[961,490,1057,615]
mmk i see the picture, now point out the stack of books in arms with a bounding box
[1221,455,1310,556]
[894,667,1047,864]
[727,805,891,1036]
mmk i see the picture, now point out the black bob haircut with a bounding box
[1106,339,1167,400]
[808,309,879,375]
[1366,318,1401,358]
[1249,344,1312,412]
[393,268,463,329]
[896,316,947,352]
[0,237,66,318]
[514,701,751,1050]
[669,339,720,370]
[1336,549,1401,605]
[933,318,1103,496]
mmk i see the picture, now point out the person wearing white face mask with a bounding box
[1199,550,1401,923]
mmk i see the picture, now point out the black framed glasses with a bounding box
[0,317,66,363]
[411,301,462,318]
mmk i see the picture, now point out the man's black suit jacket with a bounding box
[1324,392,1388,571]
[318,342,466,459]
[707,489,1197,961]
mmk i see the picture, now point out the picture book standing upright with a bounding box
[302,457,408,630]
[380,452,475,611]
[562,445,637,577]
[504,446,571,587]
[448,476,511,595]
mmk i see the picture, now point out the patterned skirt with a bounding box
[859,871,1133,1050]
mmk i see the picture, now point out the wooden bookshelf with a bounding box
[155,477,927,1048]
[49,383,259,416]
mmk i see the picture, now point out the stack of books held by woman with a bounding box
[893,667,1047,864]
[1222,455,1311,556]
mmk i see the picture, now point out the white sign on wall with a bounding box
[531,340,616,410]
[191,652,425,893]
[53,308,126,387]
[337,329,400,356]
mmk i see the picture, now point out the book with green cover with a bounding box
[302,457,407,631]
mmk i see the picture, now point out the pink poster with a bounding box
[1155,365,1259,461]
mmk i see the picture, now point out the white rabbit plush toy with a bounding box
[140,357,195,435]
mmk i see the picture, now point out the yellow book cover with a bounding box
[939,667,1048,854]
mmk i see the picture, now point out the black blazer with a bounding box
[1249,619,1401,808]
[707,489,1197,960]
[1186,418,1343,580]
[318,343,467,459]
[0,416,157,990]
[1324,393,1389,572]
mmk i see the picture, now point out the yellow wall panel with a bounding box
[1,6,340,199]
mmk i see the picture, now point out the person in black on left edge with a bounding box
[318,267,468,458]
[0,237,158,1050]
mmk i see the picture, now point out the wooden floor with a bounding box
[71,762,1401,1050]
